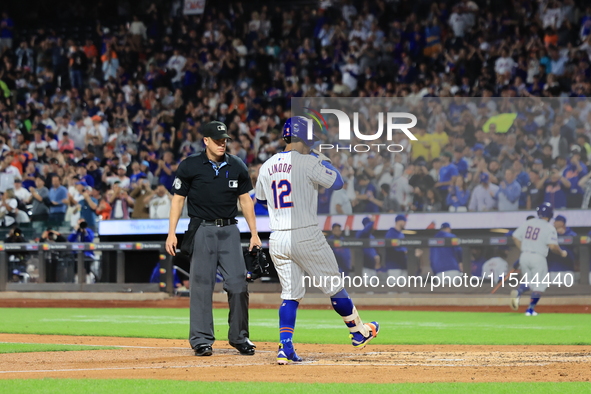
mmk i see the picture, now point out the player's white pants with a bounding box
[549,271,574,283]
[269,226,343,300]
[519,252,548,292]
[435,270,462,279]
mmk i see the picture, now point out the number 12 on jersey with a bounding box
[271,179,293,208]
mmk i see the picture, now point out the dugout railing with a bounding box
[1,236,590,296]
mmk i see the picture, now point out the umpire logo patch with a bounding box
[229,180,238,188]
[173,178,182,190]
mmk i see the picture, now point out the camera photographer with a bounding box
[67,219,100,283]
[40,227,67,282]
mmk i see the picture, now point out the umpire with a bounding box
[165,121,261,357]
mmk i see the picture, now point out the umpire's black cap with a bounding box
[202,121,231,140]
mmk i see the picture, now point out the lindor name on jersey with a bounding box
[267,162,292,175]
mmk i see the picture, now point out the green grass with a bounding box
[0,308,590,345]
[0,380,588,394]
[0,343,114,354]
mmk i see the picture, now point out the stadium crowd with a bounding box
[0,0,591,235]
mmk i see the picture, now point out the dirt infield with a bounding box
[0,298,589,313]
[0,334,589,383]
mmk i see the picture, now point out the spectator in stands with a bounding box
[542,166,571,209]
[422,188,443,212]
[329,178,353,215]
[452,146,468,177]
[0,188,18,227]
[48,175,68,224]
[563,146,588,208]
[108,183,133,219]
[74,181,98,230]
[353,173,379,213]
[496,168,521,211]
[0,12,14,54]
[435,152,458,205]
[145,184,172,219]
[446,176,470,212]
[468,173,498,211]
[368,183,400,213]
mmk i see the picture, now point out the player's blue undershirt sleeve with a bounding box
[321,161,343,190]
[311,152,343,190]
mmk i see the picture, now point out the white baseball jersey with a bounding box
[256,150,337,231]
[512,218,558,257]
[256,150,343,299]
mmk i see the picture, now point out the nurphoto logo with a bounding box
[303,107,417,153]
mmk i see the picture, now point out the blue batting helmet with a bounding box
[536,202,554,219]
[282,116,317,147]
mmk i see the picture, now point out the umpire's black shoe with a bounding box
[230,338,256,356]
[193,345,213,357]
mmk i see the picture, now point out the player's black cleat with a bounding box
[194,345,213,356]
[230,338,256,355]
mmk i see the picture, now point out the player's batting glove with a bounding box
[311,149,331,164]
[244,246,270,282]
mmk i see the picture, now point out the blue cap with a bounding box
[395,214,407,222]
[362,217,372,226]
[76,181,88,187]
[555,215,566,223]
[441,222,451,229]
[534,158,543,164]
[141,160,150,167]
[332,223,342,228]
[480,172,489,183]
[472,143,484,151]
[282,117,317,147]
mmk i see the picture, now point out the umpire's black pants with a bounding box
[189,224,249,349]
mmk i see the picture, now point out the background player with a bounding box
[256,116,379,365]
[429,222,463,278]
[548,215,577,282]
[327,223,352,276]
[356,217,381,278]
[510,203,568,316]
[384,215,408,280]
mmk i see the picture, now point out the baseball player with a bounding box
[327,223,352,276]
[356,217,381,278]
[256,116,379,365]
[510,203,568,316]
[547,215,576,282]
[429,222,463,278]
[384,215,408,279]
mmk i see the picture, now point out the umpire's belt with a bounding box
[201,218,237,227]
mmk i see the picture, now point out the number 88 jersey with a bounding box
[256,151,337,231]
[512,218,558,257]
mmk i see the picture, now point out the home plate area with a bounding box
[0,335,589,383]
